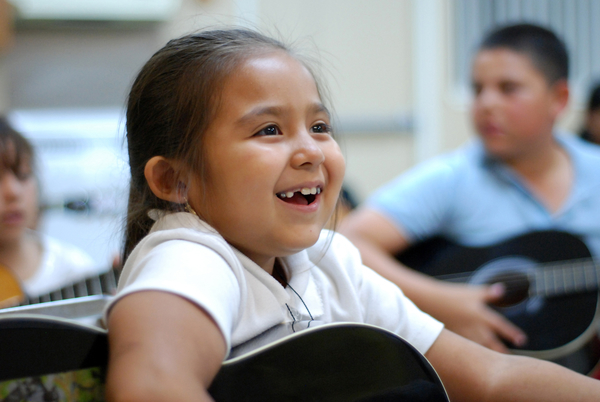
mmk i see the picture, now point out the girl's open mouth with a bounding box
[277,187,321,206]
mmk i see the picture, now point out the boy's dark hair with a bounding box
[123,28,329,261]
[0,116,35,177]
[479,23,569,85]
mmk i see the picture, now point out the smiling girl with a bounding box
[104,29,600,402]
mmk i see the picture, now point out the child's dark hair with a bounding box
[479,23,569,85]
[0,116,35,178]
[580,81,600,143]
[586,82,600,113]
[123,28,329,261]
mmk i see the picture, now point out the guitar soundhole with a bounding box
[487,272,530,307]
[469,257,536,309]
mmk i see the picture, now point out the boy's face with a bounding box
[188,51,345,272]
[471,48,567,161]
[0,143,38,244]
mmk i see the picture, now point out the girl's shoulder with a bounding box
[135,212,236,264]
[305,230,364,273]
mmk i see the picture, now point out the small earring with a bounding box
[184,200,198,216]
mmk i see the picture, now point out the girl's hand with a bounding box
[423,281,527,353]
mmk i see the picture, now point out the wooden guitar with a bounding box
[397,230,600,376]
[0,264,24,308]
[209,321,449,401]
[0,264,120,308]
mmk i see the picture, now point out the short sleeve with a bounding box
[23,233,105,297]
[358,265,444,353]
[318,232,444,354]
[104,239,242,351]
[366,157,457,242]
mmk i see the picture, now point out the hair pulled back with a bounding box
[124,29,298,261]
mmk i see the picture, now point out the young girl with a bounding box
[104,28,600,401]
[0,117,105,304]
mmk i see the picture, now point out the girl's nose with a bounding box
[291,131,325,170]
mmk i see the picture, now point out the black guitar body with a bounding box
[397,230,600,375]
[209,322,449,401]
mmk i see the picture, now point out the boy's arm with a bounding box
[427,329,600,401]
[339,207,526,352]
[106,291,227,402]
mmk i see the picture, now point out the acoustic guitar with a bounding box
[0,317,448,402]
[209,321,450,401]
[397,230,600,376]
[0,264,23,309]
[0,264,120,309]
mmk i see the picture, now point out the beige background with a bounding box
[0,0,586,203]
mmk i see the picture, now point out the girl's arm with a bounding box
[426,329,600,401]
[106,290,227,402]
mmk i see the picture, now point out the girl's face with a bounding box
[188,51,345,272]
[0,143,38,244]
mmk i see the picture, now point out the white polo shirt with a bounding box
[104,212,443,356]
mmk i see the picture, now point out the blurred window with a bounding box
[453,0,600,100]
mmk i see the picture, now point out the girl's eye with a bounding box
[311,123,332,134]
[254,125,282,136]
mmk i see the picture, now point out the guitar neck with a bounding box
[532,258,600,297]
[21,268,120,306]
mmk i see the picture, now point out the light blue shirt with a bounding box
[367,134,600,256]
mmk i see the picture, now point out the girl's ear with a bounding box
[144,156,186,203]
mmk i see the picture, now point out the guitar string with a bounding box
[441,266,599,284]
[438,258,600,291]
[21,268,118,305]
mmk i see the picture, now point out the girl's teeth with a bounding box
[279,187,321,198]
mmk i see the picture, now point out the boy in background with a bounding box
[340,24,600,354]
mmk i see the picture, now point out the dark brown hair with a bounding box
[0,116,35,179]
[123,28,330,260]
[479,23,569,85]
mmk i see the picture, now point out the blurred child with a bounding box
[104,28,600,401]
[340,23,600,352]
[0,117,108,304]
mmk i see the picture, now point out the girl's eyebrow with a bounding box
[236,102,330,125]
[236,106,283,125]
[311,102,331,119]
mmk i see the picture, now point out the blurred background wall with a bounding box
[0,0,597,265]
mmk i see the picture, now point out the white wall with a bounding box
[0,0,587,205]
